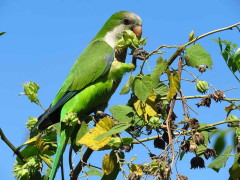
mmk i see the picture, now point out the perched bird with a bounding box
[34,11,143,179]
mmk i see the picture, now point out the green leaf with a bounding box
[196,127,209,156]
[0,32,6,36]
[95,123,131,141]
[184,44,213,69]
[153,82,168,98]
[133,75,154,102]
[196,145,207,157]
[213,131,226,158]
[208,145,232,172]
[229,161,240,180]
[150,57,168,87]
[74,122,89,150]
[17,145,39,164]
[122,137,134,146]
[110,105,134,123]
[180,151,185,160]
[213,38,240,82]
[120,75,134,95]
[86,169,103,177]
[133,115,145,126]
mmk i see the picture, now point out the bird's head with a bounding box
[93,11,142,48]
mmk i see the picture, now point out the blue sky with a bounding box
[0,0,240,179]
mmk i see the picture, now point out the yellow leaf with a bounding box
[40,155,52,168]
[133,92,158,122]
[78,117,114,151]
[22,137,37,146]
[102,154,115,175]
[130,155,137,162]
[166,70,180,101]
[41,145,50,154]
[130,164,143,177]
[35,132,43,147]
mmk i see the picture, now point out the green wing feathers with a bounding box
[52,40,114,106]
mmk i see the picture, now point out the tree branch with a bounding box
[133,119,240,144]
[0,128,26,163]
[160,95,240,101]
[70,147,93,180]
[167,22,240,66]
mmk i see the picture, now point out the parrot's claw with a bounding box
[132,47,149,60]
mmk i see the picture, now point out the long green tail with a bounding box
[49,129,70,180]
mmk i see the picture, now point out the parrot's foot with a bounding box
[94,111,110,121]
[132,47,149,60]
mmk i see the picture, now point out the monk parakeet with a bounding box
[34,11,143,179]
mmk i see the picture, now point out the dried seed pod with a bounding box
[197,65,208,73]
[123,144,133,152]
[188,118,200,129]
[192,132,205,145]
[190,156,205,169]
[171,124,178,130]
[211,90,225,102]
[204,148,217,159]
[154,138,165,149]
[162,131,169,144]
[159,165,171,180]
[180,140,190,153]
[128,172,140,180]
[189,141,198,153]
[156,101,164,113]
[196,97,211,108]
[177,174,189,180]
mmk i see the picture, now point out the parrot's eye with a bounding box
[122,18,131,25]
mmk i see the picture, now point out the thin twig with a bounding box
[36,101,46,111]
[0,128,26,163]
[133,119,240,144]
[179,90,190,119]
[160,95,240,101]
[81,162,102,170]
[167,22,240,66]
[140,45,177,74]
[69,145,74,172]
[181,100,198,115]
[70,147,93,180]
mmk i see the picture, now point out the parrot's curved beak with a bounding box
[132,25,142,39]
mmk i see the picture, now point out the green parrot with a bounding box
[34,11,143,179]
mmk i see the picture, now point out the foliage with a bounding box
[2,23,240,180]
[213,38,240,82]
